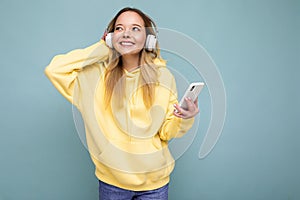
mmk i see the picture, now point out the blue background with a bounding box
[0,0,299,199]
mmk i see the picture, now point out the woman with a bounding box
[45,7,199,200]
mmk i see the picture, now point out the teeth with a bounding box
[120,42,134,46]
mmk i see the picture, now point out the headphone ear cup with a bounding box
[105,32,113,48]
[145,34,157,51]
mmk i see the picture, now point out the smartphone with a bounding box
[179,82,205,110]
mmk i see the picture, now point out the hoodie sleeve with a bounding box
[158,76,195,141]
[44,40,109,103]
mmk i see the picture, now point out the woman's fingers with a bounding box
[173,98,199,119]
[186,97,199,115]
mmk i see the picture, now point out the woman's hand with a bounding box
[101,30,108,41]
[173,97,199,119]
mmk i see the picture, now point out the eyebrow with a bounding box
[115,23,143,27]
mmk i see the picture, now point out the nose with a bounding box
[122,28,131,38]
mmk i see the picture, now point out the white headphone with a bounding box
[105,32,157,51]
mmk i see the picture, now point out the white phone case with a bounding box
[179,82,204,110]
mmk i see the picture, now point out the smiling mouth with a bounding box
[119,41,135,46]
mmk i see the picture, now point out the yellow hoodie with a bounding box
[45,40,194,191]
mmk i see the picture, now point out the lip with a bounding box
[119,41,135,46]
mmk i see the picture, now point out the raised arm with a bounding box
[44,40,109,103]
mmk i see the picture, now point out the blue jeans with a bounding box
[98,180,169,200]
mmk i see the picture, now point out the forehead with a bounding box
[115,11,145,26]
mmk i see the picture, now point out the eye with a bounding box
[132,26,141,31]
[114,26,123,31]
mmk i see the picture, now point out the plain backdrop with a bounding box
[0,0,299,199]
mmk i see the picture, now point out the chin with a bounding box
[118,48,142,56]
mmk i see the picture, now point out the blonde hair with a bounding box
[104,7,162,109]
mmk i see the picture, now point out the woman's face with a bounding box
[112,11,147,55]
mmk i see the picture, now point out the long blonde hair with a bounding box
[104,7,162,109]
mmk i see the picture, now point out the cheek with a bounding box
[112,33,121,44]
[135,34,147,46]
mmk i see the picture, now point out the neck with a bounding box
[121,53,140,72]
